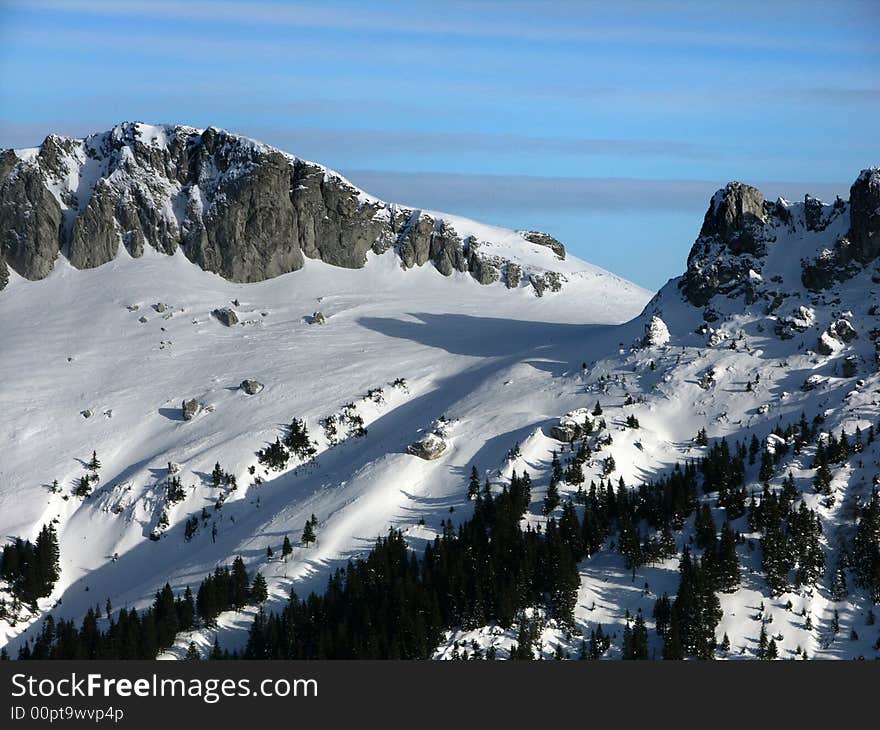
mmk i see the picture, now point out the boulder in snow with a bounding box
[182,399,201,421]
[830,319,857,342]
[212,308,239,327]
[240,379,264,395]
[309,311,326,325]
[407,433,447,460]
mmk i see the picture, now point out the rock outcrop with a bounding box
[212,308,239,327]
[407,433,447,460]
[181,399,201,421]
[681,182,769,306]
[240,379,263,395]
[848,167,880,264]
[0,122,571,294]
[0,148,63,282]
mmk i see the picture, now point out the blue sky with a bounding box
[1,0,877,289]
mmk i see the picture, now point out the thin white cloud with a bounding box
[6,0,878,54]
[338,170,852,214]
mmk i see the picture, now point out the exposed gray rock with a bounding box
[407,433,447,460]
[505,262,522,289]
[681,181,768,306]
[292,160,385,270]
[187,149,303,282]
[182,399,201,421]
[81,409,93,419]
[398,213,434,269]
[0,122,575,294]
[830,318,857,342]
[520,230,565,259]
[549,423,580,443]
[0,148,63,283]
[309,311,325,325]
[467,243,500,285]
[68,180,122,269]
[240,379,263,395]
[154,302,167,313]
[699,182,766,250]
[430,221,467,276]
[212,307,239,327]
[529,272,563,297]
[848,167,880,264]
[803,194,827,231]
[138,315,148,323]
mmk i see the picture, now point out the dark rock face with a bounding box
[0,122,571,294]
[848,167,880,264]
[398,214,434,269]
[520,230,565,259]
[291,160,385,270]
[188,151,303,282]
[799,168,879,290]
[804,194,827,232]
[681,182,768,307]
[0,149,63,282]
[698,182,766,254]
[467,241,499,285]
[69,180,121,269]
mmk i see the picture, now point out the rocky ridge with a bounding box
[0,121,572,295]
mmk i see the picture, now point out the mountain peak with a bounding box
[0,122,621,296]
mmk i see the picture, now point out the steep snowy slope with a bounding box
[2,127,878,661]
[435,169,880,660]
[0,238,649,655]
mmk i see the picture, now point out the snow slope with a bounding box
[0,244,649,655]
[2,159,879,662]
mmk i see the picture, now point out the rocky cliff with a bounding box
[680,168,879,309]
[0,122,570,294]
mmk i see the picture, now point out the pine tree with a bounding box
[467,466,481,500]
[250,573,268,604]
[716,521,740,592]
[301,520,317,547]
[185,641,201,660]
[211,462,224,488]
[759,449,774,482]
[282,536,293,560]
[231,557,250,609]
[88,450,101,472]
[285,418,317,460]
[543,480,561,515]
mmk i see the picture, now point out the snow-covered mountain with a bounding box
[1,123,878,661]
[0,121,598,297]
